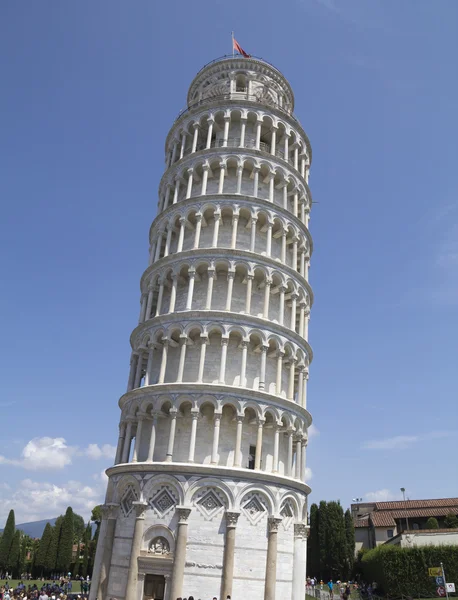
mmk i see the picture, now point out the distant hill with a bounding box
[0,518,57,538]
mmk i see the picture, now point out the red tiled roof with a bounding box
[370,512,396,527]
[391,508,458,518]
[355,517,370,528]
[374,498,458,510]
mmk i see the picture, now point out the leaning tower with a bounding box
[90,54,314,600]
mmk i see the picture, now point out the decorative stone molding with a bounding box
[225,511,241,528]
[176,506,192,523]
[148,536,170,555]
[267,516,283,533]
[185,561,223,570]
[100,502,119,520]
[132,501,148,519]
[294,523,308,539]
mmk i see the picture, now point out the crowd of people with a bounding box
[306,578,378,600]
[0,576,92,600]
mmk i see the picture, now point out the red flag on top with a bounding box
[233,37,250,58]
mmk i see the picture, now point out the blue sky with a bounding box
[1,0,457,523]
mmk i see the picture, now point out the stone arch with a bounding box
[142,524,175,555]
[279,493,301,520]
[185,477,234,510]
[143,474,184,507]
[236,484,275,516]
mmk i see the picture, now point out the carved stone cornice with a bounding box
[101,503,119,521]
[294,523,309,539]
[225,511,241,528]
[267,517,283,533]
[118,382,312,429]
[176,506,192,523]
[130,309,313,363]
[132,501,148,519]
[106,462,311,496]
[142,245,313,306]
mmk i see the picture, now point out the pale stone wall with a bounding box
[104,470,306,600]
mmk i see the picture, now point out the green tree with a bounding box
[91,505,102,544]
[30,538,41,578]
[318,500,328,580]
[45,521,62,574]
[444,513,458,528]
[7,530,21,577]
[36,523,53,575]
[307,503,320,577]
[426,517,439,529]
[80,525,90,579]
[57,507,74,572]
[0,509,15,570]
[345,508,355,578]
[17,533,28,577]
[325,501,347,580]
[73,513,85,543]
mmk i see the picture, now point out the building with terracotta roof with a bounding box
[351,498,458,551]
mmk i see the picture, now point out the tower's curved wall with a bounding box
[90,56,314,600]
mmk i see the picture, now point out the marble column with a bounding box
[188,409,199,462]
[121,420,133,464]
[221,512,240,600]
[147,413,158,462]
[234,416,243,467]
[94,503,119,600]
[125,501,148,600]
[264,517,282,600]
[211,412,222,465]
[255,419,264,470]
[165,408,178,462]
[114,423,126,465]
[292,523,308,600]
[169,507,192,600]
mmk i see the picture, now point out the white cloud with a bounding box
[364,489,398,502]
[84,444,116,461]
[0,437,75,470]
[0,477,106,523]
[0,437,116,471]
[304,467,313,481]
[308,424,319,437]
[362,430,455,450]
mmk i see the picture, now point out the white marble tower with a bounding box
[90,54,314,600]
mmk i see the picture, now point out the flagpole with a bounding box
[232,31,234,57]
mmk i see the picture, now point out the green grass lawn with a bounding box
[2,580,87,591]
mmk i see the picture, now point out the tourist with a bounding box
[328,580,334,599]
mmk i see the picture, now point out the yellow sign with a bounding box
[429,568,443,577]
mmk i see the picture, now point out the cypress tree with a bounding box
[36,523,53,575]
[7,530,21,577]
[73,513,85,543]
[85,523,94,577]
[307,503,320,578]
[325,501,347,580]
[345,508,356,578]
[318,500,328,580]
[31,538,41,578]
[57,507,74,572]
[0,509,15,570]
[81,539,89,578]
[45,521,62,574]
[17,534,27,578]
